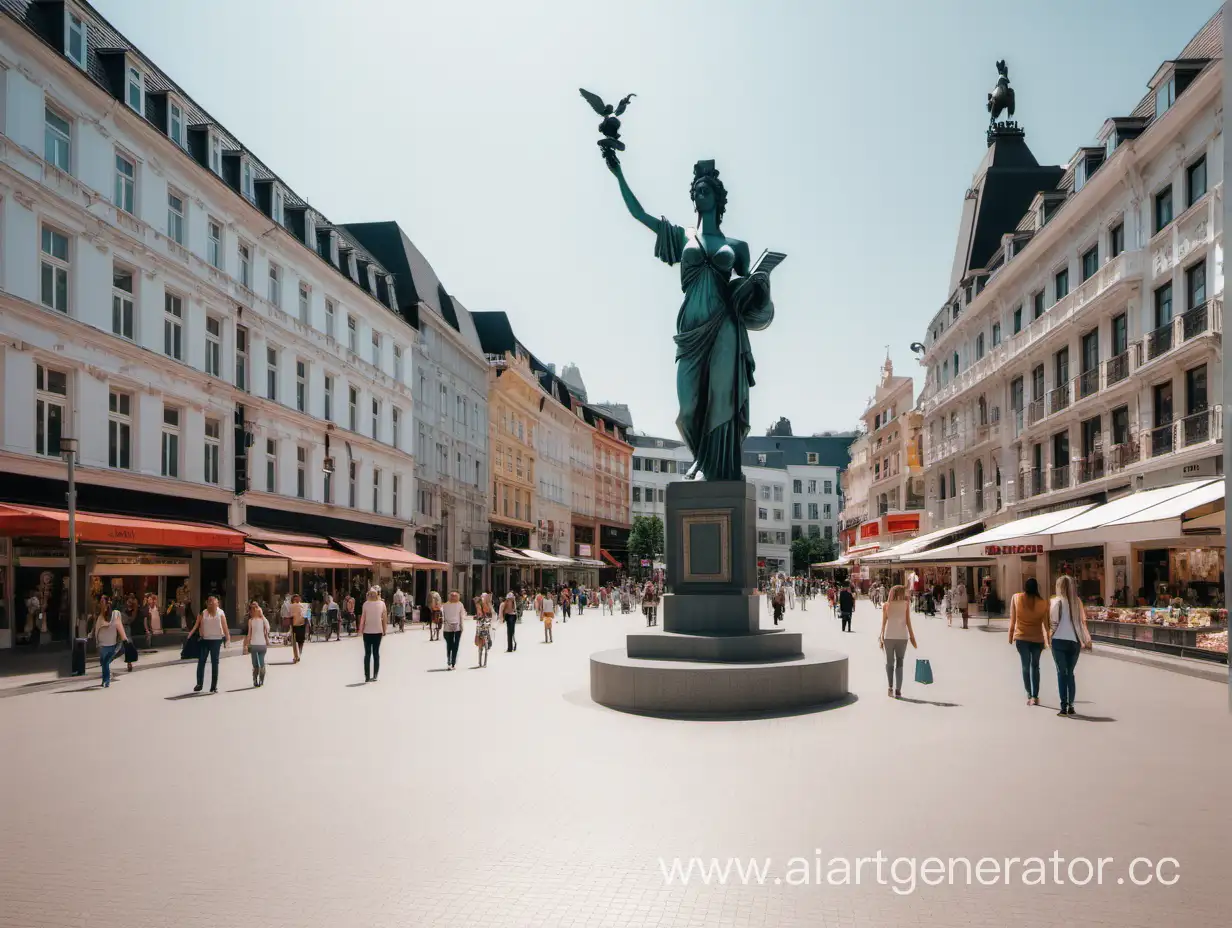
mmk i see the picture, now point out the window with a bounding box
[163,292,183,359]
[348,386,359,430]
[758,507,768,520]
[235,325,249,391]
[1154,282,1173,330]
[1081,246,1098,282]
[772,485,783,502]
[209,134,222,175]
[372,468,382,513]
[807,479,817,493]
[324,458,334,505]
[65,10,87,67]
[392,406,401,447]
[392,474,400,517]
[349,461,358,508]
[347,315,358,353]
[108,390,131,469]
[975,332,985,360]
[792,479,802,494]
[295,360,307,413]
[40,226,70,313]
[161,406,180,478]
[265,439,277,493]
[808,502,820,520]
[44,106,71,172]
[325,300,336,340]
[393,345,404,382]
[1032,291,1044,320]
[167,190,185,245]
[371,398,380,438]
[991,321,1001,346]
[632,487,642,504]
[238,243,252,289]
[1112,313,1128,357]
[1154,77,1175,117]
[1012,305,1022,334]
[266,346,278,400]
[760,485,771,501]
[205,316,221,376]
[1031,365,1045,402]
[168,101,185,147]
[1109,222,1124,258]
[1186,156,1207,207]
[1111,405,1130,447]
[633,457,643,471]
[296,447,307,499]
[272,187,284,225]
[775,532,787,546]
[1185,260,1206,309]
[1054,267,1069,303]
[371,331,381,367]
[1154,185,1173,233]
[439,384,449,417]
[114,152,135,213]
[806,452,819,465]
[296,283,309,325]
[268,262,281,306]
[324,375,334,421]
[952,351,959,376]
[823,480,832,494]
[111,266,134,339]
[35,365,68,457]
[126,66,143,112]
[204,418,221,485]
[242,160,254,201]
[207,220,222,269]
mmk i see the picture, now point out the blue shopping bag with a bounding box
[914,658,934,685]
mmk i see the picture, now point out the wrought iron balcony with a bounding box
[1050,463,1071,491]
[1076,453,1105,484]
[1104,351,1130,387]
[1047,382,1071,416]
[1077,368,1100,400]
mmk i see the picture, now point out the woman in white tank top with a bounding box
[187,595,230,694]
[360,588,387,682]
[879,584,918,698]
[243,602,270,688]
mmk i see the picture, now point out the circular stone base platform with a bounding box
[590,648,849,716]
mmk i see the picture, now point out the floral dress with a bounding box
[474,606,493,650]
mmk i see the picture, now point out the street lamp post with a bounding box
[60,437,79,645]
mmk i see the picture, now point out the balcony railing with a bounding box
[1149,422,1175,457]
[1077,368,1099,400]
[1107,437,1141,473]
[1047,382,1071,415]
[1019,468,1045,500]
[1180,406,1221,448]
[1135,299,1222,369]
[1027,398,1046,427]
[1050,463,1071,490]
[1182,301,1210,341]
[1076,453,1105,484]
[1146,322,1174,361]
[1105,351,1131,387]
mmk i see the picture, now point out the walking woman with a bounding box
[243,601,270,687]
[539,588,555,643]
[92,595,129,689]
[1050,575,1093,717]
[441,591,466,669]
[642,581,659,626]
[1007,577,1048,706]
[288,593,309,663]
[954,580,970,629]
[360,587,388,682]
[186,595,230,693]
[428,591,444,642]
[474,592,494,667]
[878,585,917,698]
[500,592,518,651]
[392,586,407,633]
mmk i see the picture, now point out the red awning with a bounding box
[333,539,447,570]
[600,548,621,567]
[0,503,245,551]
[243,542,284,557]
[263,543,372,568]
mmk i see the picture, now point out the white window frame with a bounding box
[349,461,358,508]
[161,405,181,478]
[266,346,278,401]
[325,299,336,340]
[372,467,381,513]
[265,439,277,493]
[163,291,183,360]
[392,474,400,517]
[168,99,185,148]
[241,159,254,201]
[806,452,819,465]
[209,133,222,175]
[113,150,135,213]
[238,241,252,289]
[348,386,359,431]
[267,262,281,306]
[108,389,132,470]
[167,188,185,245]
[65,8,87,68]
[205,315,222,377]
[393,344,403,382]
[204,417,221,485]
[298,282,309,324]
[296,446,307,499]
[207,219,223,269]
[35,365,68,457]
[323,374,334,421]
[371,397,380,439]
[391,406,401,448]
[235,324,249,392]
[371,331,381,367]
[111,264,134,340]
[295,359,307,413]
[40,225,70,314]
[126,64,144,113]
[272,186,284,225]
[347,315,358,354]
[44,105,71,173]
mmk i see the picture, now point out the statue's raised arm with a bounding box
[609,160,662,236]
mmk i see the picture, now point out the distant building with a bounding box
[743,451,791,579]
[630,434,693,520]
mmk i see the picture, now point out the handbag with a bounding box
[122,639,139,663]
[914,658,934,685]
[180,632,201,661]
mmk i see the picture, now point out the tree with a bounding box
[790,534,837,574]
[628,515,665,572]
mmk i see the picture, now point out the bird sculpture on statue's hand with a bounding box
[580,89,635,168]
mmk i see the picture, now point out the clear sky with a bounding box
[101,0,1220,439]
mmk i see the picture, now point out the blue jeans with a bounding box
[1015,640,1043,698]
[249,644,267,670]
[1052,639,1080,708]
[99,644,119,686]
[196,639,224,690]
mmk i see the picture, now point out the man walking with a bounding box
[839,584,855,633]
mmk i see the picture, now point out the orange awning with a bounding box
[333,539,447,570]
[0,503,245,551]
[600,548,621,567]
[244,542,284,557]
[263,543,372,568]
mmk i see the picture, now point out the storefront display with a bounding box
[1049,546,1104,605]
[1084,605,1228,661]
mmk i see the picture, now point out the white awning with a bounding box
[1050,479,1223,546]
[939,504,1096,556]
[861,519,984,563]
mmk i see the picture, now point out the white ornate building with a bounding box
[919,12,1224,531]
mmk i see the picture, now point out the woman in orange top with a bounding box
[1007,577,1049,706]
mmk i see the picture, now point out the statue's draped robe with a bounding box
[655,219,774,482]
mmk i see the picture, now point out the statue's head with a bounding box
[691,160,727,227]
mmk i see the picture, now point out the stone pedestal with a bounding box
[590,480,849,717]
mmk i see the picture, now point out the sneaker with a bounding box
[1057,707,1068,717]
[365,675,370,683]
[193,684,203,693]
[1066,705,1076,716]
[209,687,217,694]
[372,675,378,683]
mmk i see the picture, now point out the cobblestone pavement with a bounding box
[1,599,1228,927]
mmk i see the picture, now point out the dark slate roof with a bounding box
[589,403,633,428]
[742,435,854,469]
[0,0,396,305]
[472,311,518,357]
[629,434,688,451]
[743,450,787,471]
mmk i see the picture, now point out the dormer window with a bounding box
[209,133,222,175]
[346,251,358,282]
[65,9,87,68]
[304,212,316,247]
[168,99,185,148]
[1155,77,1176,117]
[241,159,255,201]
[272,186,284,225]
[366,265,378,295]
[382,274,396,308]
[329,232,340,266]
[126,65,144,113]
[1074,149,1104,192]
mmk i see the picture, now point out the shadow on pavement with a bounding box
[895,696,961,707]
[54,685,102,694]
[345,682,368,687]
[566,690,861,721]
[163,692,206,701]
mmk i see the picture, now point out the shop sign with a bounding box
[578,544,592,557]
[985,544,1044,556]
[640,559,650,567]
[859,522,880,539]
[885,514,920,534]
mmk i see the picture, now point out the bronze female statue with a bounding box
[607,157,775,481]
